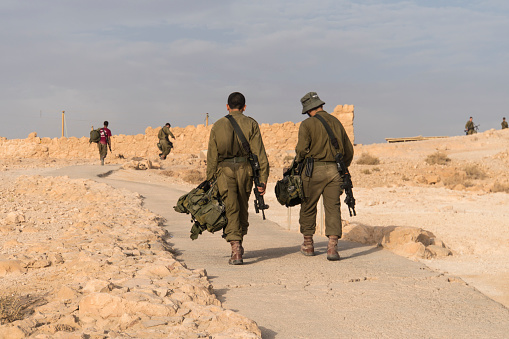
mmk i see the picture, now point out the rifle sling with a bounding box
[225,114,252,155]
[313,114,341,154]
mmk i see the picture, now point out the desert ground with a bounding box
[1,126,509,337]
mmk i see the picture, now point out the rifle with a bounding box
[335,153,356,216]
[248,153,269,220]
[225,115,269,219]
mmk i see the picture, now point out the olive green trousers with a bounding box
[299,163,343,237]
[159,139,173,157]
[98,143,108,160]
[216,161,253,242]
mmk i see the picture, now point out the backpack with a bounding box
[174,180,227,240]
[89,129,101,143]
[275,166,303,207]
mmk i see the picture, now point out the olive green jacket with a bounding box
[159,126,175,140]
[502,121,508,129]
[295,110,354,167]
[206,111,269,183]
[465,120,475,130]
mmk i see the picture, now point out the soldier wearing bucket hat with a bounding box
[295,92,354,260]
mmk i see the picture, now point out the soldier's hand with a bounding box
[257,183,266,196]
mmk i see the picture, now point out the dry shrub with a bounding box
[361,169,371,175]
[357,153,380,165]
[0,292,42,325]
[490,181,509,193]
[182,169,205,184]
[425,151,451,165]
[372,167,381,172]
[464,164,487,179]
[443,175,474,189]
[160,170,174,177]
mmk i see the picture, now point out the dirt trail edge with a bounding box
[41,165,509,339]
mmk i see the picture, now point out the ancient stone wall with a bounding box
[0,105,354,163]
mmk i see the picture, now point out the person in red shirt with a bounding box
[98,121,112,165]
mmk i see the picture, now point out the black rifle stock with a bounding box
[249,153,269,219]
[335,153,356,216]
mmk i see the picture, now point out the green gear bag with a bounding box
[174,180,227,240]
[89,129,101,144]
[275,169,303,207]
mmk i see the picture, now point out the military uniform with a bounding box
[158,126,175,159]
[296,92,354,261]
[206,111,269,243]
[502,119,508,129]
[465,120,476,135]
[296,110,354,237]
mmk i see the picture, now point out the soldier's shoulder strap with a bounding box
[225,114,251,154]
[313,114,340,151]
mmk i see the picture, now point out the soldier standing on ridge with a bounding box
[502,117,508,129]
[98,121,112,166]
[465,117,477,135]
[206,92,269,265]
[158,123,175,160]
[295,92,354,261]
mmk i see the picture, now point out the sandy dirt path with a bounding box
[38,165,509,338]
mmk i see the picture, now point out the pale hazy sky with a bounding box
[1,0,508,144]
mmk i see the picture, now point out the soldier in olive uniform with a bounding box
[465,117,477,135]
[502,117,508,129]
[295,92,354,261]
[206,92,269,265]
[158,123,175,160]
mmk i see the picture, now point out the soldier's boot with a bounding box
[229,241,243,265]
[100,157,104,166]
[327,235,340,261]
[300,235,315,256]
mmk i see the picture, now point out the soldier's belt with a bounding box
[314,161,336,166]
[222,157,247,163]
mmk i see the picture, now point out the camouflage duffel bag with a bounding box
[275,171,303,207]
[174,180,227,240]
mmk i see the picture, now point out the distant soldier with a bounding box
[158,123,175,160]
[465,117,477,135]
[502,117,508,129]
[295,92,354,261]
[98,121,112,166]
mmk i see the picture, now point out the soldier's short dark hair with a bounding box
[228,92,245,110]
[165,123,171,127]
[104,121,109,127]
[470,117,472,119]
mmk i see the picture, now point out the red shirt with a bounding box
[99,127,111,144]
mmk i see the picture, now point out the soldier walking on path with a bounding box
[158,123,175,160]
[206,92,269,265]
[295,92,354,261]
[98,121,112,166]
[465,117,477,135]
[502,117,508,129]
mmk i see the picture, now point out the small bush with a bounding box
[361,169,371,175]
[491,181,509,193]
[160,170,174,177]
[357,153,380,165]
[182,169,205,184]
[0,292,41,325]
[464,164,487,180]
[372,167,381,172]
[425,152,451,165]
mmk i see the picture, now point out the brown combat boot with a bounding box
[327,235,340,261]
[300,235,315,256]
[229,241,243,265]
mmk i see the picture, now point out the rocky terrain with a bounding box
[0,175,260,338]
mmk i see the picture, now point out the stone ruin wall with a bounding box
[0,105,354,167]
